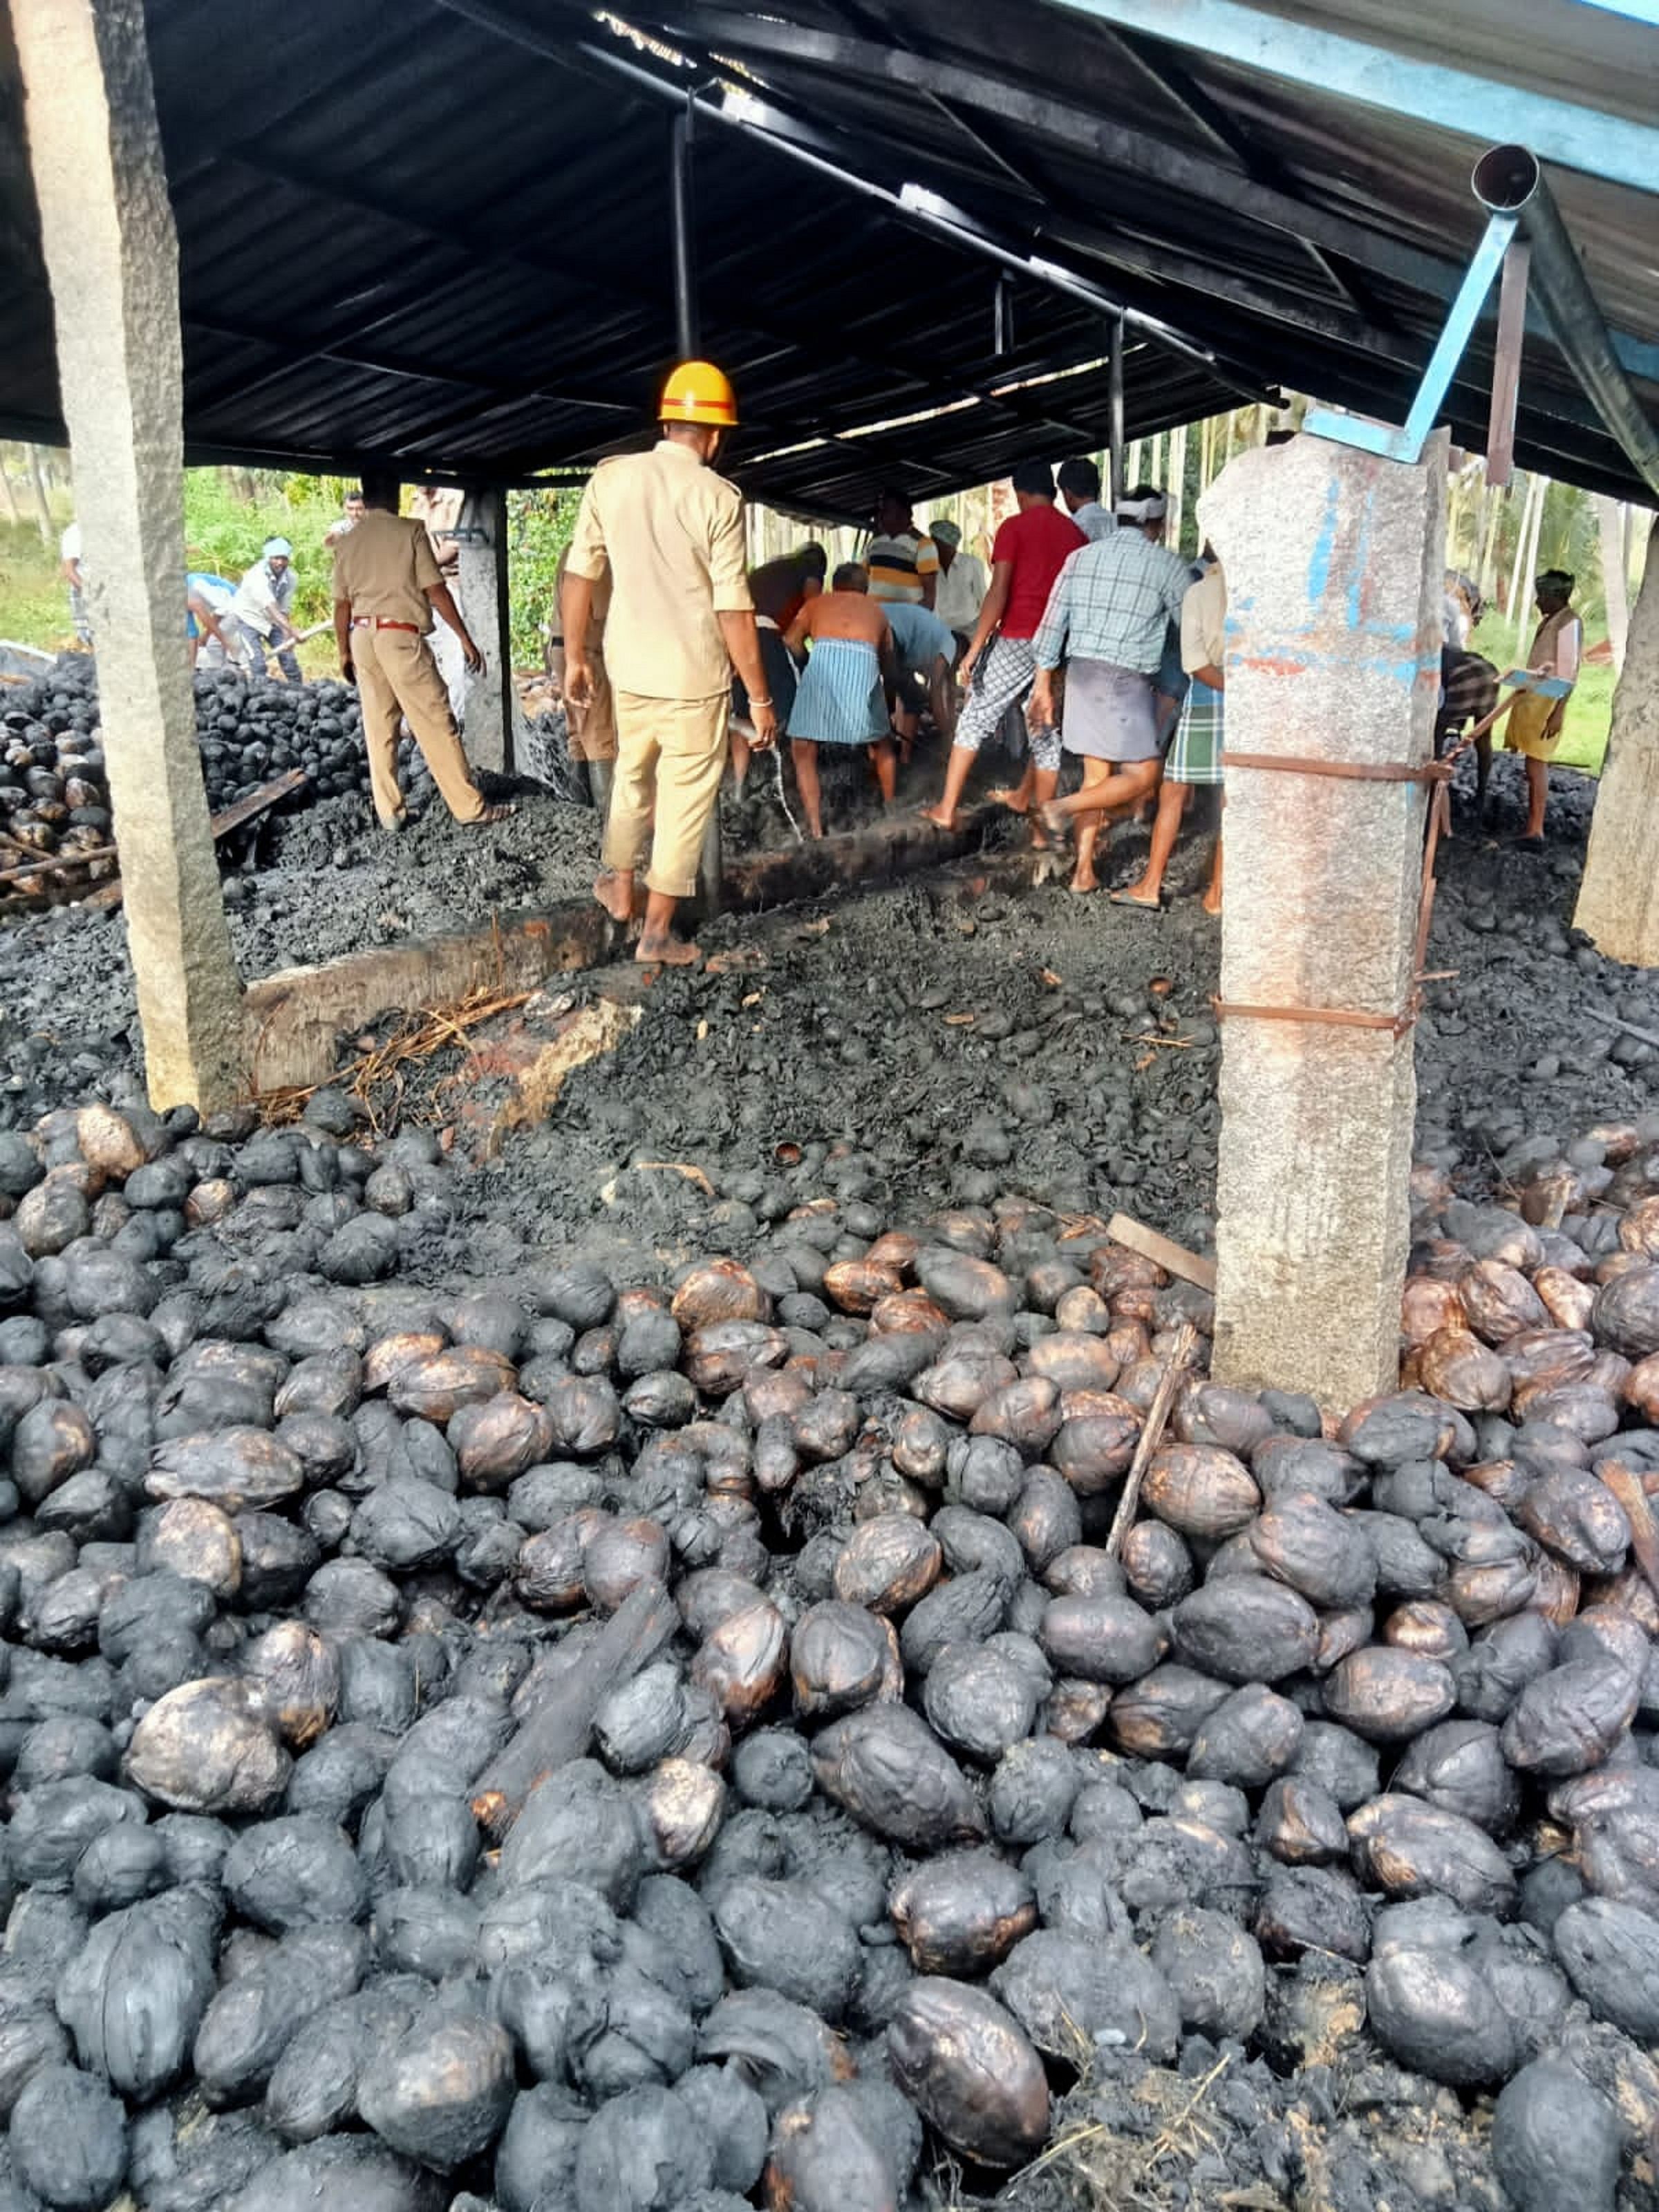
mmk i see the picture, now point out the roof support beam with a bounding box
[643,1,1659,393]
[1040,215,1620,443]
[182,312,633,420]
[198,145,1047,453]
[1101,25,1365,313]
[1493,150,1659,499]
[819,0,1047,204]
[651,6,1454,285]
[458,2,1274,404]
[655,2,1659,398]
[1051,0,1659,196]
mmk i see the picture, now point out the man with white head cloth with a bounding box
[227,536,303,679]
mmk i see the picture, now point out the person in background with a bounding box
[782,561,898,837]
[884,597,957,751]
[866,488,939,610]
[185,572,236,668]
[1113,545,1226,915]
[227,537,302,679]
[1436,571,1499,816]
[59,521,91,646]
[332,471,510,832]
[1056,457,1115,543]
[1505,568,1582,847]
[1152,509,1206,746]
[323,488,366,550]
[1029,482,1194,894]
[562,360,776,968]
[552,539,616,817]
[732,542,826,787]
[409,486,469,722]
[921,460,1083,834]
[929,518,987,659]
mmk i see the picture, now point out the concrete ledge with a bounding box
[244,805,997,1092]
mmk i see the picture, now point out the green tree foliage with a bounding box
[506,486,579,668]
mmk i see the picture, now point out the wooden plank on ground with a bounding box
[1107,1210,1218,1293]
[80,767,308,912]
[0,840,119,889]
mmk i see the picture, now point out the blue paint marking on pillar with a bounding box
[1305,480,1340,603]
[1052,0,1659,195]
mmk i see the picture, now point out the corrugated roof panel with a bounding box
[0,0,1652,505]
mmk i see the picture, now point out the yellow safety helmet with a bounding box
[659,359,738,428]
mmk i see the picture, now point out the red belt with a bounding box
[351,617,422,632]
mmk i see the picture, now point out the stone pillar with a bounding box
[458,487,523,777]
[1573,518,1659,964]
[1202,431,1446,1410]
[14,0,245,1112]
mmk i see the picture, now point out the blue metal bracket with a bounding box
[1053,0,1659,198]
[1303,209,1519,464]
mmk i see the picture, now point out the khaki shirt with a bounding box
[1180,561,1227,677]
[555,541,610,653]
[565,440,751,700]
[331,510,442,631]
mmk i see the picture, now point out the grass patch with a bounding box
[0,521,78,653]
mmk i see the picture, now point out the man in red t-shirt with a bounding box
[922,460,1085,832]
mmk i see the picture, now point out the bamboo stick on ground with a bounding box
[1601,1459,1659,1606]
[1106,1320,1199,1559]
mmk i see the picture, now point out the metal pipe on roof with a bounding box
[671,96,700,362]
[1109,312,1125,505]
[548,28,1270,407]
[1472,144,1659,501]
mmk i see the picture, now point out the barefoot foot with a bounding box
[594,872,633,925]
[634,932,702,968]
[986,785,1031,815]
[919,805,959,832]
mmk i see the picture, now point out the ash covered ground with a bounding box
[3,733,1659,1294]
[3,707,1659,2212]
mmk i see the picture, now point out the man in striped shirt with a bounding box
[866,487,939,610]
[1058,456,1116,543]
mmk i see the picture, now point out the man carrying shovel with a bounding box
[226,537,304,680]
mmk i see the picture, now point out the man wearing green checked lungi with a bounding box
[1114,547,1226,917]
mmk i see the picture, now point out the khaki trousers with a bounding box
[353,624,484,825]
[565,646,617,764]
[603,691,728,899]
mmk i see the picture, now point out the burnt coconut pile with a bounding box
[1,1096,1659,2211]
[0,658,430,897]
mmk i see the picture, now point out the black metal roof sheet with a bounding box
[1,0,1656,514]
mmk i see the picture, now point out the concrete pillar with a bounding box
[14,0,246,1112]
[1573,518,1659,964]
[1202,431,1447,1409]
[458,487,524,777]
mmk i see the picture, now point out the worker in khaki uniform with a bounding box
[551,540,617,816]
[561,361,777,967]
[332,472,513,830]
